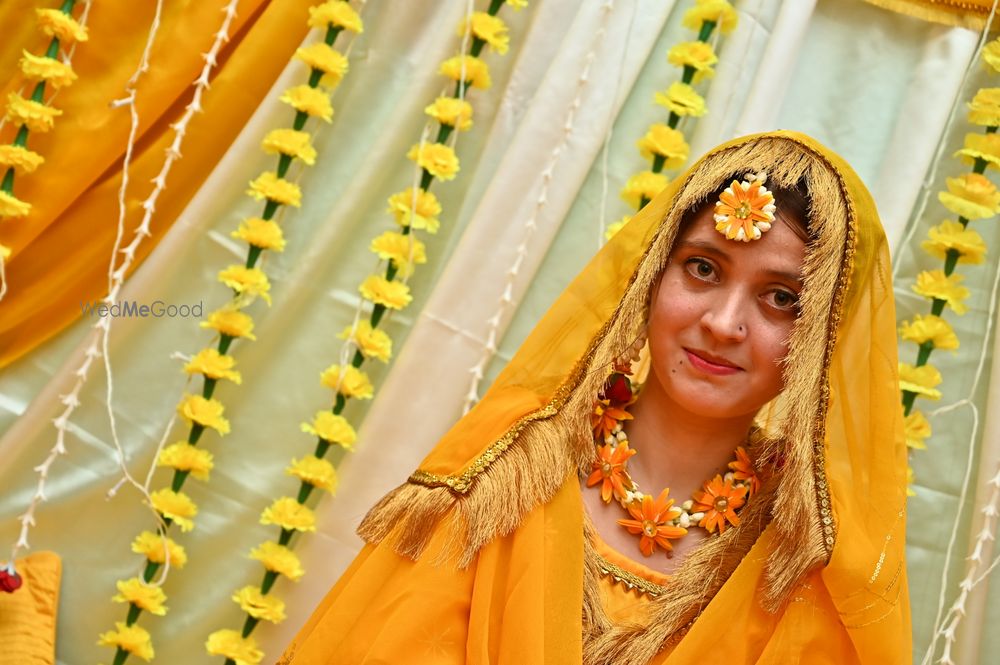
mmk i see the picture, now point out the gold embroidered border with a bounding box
[596,553,667,598]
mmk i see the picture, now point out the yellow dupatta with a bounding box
[280,131,911,664]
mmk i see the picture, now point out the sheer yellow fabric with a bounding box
[861,0,999,31]
[281,131,910,663]
[0,1,313,368]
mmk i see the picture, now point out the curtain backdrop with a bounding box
[1,0,998,663]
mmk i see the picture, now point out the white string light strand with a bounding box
[462,0,616,414]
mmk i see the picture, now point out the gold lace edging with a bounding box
[596,553,668,598]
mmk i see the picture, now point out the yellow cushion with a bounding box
[0,551,61,665]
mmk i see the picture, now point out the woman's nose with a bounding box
[700,290,748,342]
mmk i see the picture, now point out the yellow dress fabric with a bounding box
[0,0,314,368]
[281,132,911,663]
[590,528,666,625]
[0,551,62,665]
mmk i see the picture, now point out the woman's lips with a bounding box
[684,348,743,375]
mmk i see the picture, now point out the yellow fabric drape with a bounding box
[861,0,1000,30]
[0,0,315,368]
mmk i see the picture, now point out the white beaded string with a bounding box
[462,0,616,413]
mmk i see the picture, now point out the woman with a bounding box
[279,131,911,664]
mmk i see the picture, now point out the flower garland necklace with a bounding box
[587,364,761,558]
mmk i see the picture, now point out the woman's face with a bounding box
[646,201,807,420]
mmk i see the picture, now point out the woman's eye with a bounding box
[685,258,717,280]
[767,289,800,312]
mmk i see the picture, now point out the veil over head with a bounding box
[289,131,910,664]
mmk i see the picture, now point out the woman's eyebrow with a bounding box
[676,239,803,287]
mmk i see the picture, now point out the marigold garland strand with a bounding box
[604,0,738,242]
[0,0,88,298]
[899,36,1000,495]
[208,1,525,663]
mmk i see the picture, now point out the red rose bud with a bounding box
[0,568,22,593]
[605,373,632,404]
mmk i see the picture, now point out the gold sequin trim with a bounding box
[596,553,668,598]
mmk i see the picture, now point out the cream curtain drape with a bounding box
[0,0,997,662]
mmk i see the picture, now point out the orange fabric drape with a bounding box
[0,0,314,368]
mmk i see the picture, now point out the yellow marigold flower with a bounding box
[0,190,31,218]
[261,496,317,532]
[5,93,61,133]
[287,455,338,493]
[113,577,168,616]
[667,41,718,81]
[904,410,931,450]
[206,629,264,665]
[387,187,442,233]
[604,216,630,241]
[301,410,357,449]
[458,12,510,55]
[938,173,1000,220]
[621,171,669,209]
[131,531,188,568]
[682,0,738,34]
[232,586,286,624]
[247,171,302,208]
[899,314,959,351]
[218,265,273,305]
[913,270,970,315]
[507,0,528,9]
[922,220,986,265]
[907,466,916,497]
[654,81,707,117]
[249,541,304,581]
[231,217,285,252]
[149,488,199,532]
[177,393,231,435]
[370,231,427,277]
[359,274,413,310]
[985,39,1000,73]
[184,348,242,384]
[439,55,491,90]
[898,362,943,400]
[338,321,392,362]
[425,96,474,131]
[201,307,257,341]
[308,0,364,34]
[0,145,44,173]
[968,88,1000,127]
[295,43,349,88]
[20,50,77,88]
[37,8,88,42]
[955,133,1000,170]
[98,622,154,662]
[407,142,460,181]
[261,128,316,166]
[157,442,214,481]
[320,364,374,399]
[637,123,689,168]
[280,84,333,122]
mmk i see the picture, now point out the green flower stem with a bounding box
[681,64,695,86]
[470,38,487,59]
[1,168,13,194]
[698,20,717,43]
[666,112,681,130]
[491,0,505,14]
[651,154,666,173]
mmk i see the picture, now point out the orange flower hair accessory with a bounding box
[714,171,777,242]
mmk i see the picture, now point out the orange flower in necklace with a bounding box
[591,399,633,442]
[692,474,748,534]
[727,446,760,497]
[617,489,687,557]
[587,442,636,503]
[714,172,776,242]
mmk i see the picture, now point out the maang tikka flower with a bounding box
[714,171,777,241]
